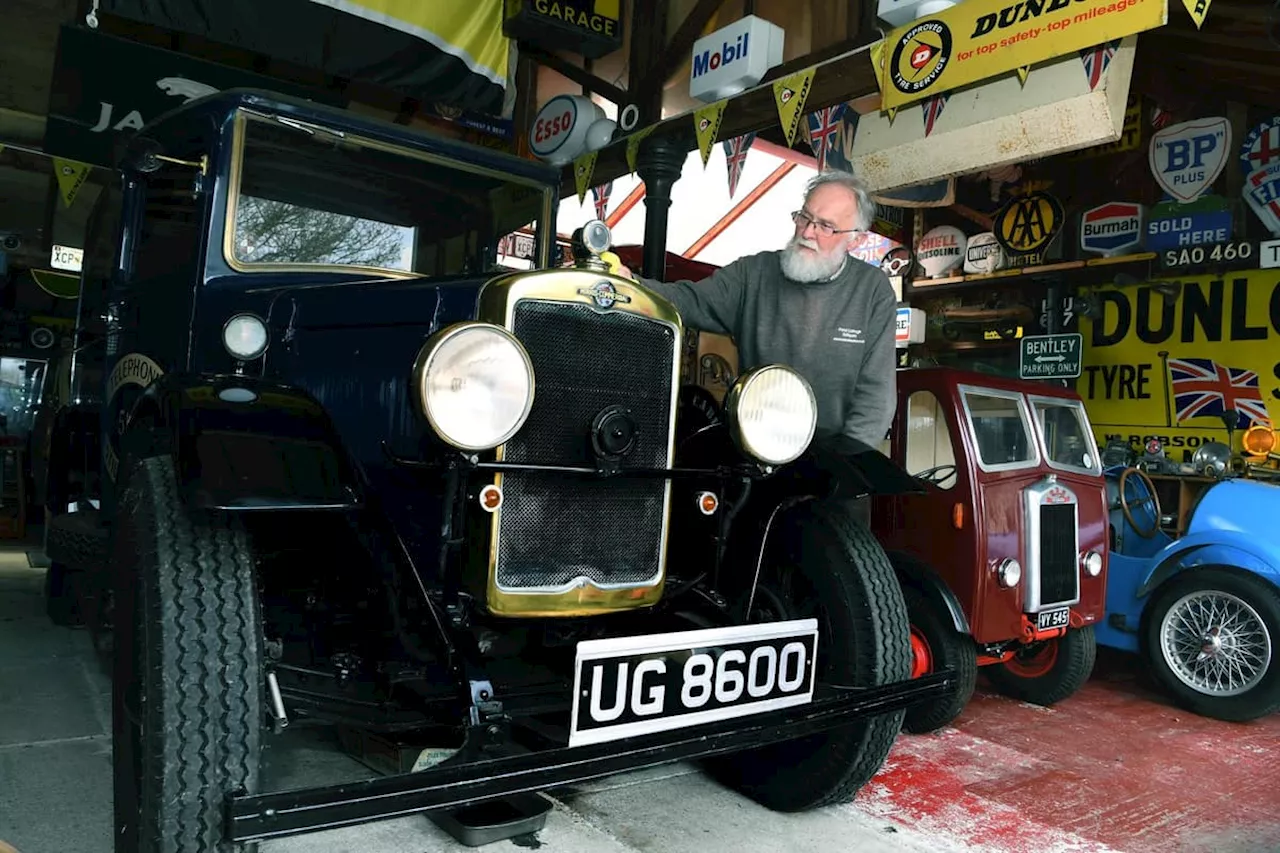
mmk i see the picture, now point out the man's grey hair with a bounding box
[804,170,875,233]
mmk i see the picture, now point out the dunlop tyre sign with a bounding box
[1080,271,1279,456]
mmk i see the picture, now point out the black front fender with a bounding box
[130,374,362,511]
[797,433,926,500]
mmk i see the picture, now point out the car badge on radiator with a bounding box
[579,280,631,310]
[1043,485,1073,505]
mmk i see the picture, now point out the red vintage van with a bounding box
[873,366,1109,733]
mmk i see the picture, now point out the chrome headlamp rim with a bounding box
[222,312,269,361]
[724,364,819,467]
[411,321,536,452]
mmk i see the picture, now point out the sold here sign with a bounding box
[876,0,1167,111]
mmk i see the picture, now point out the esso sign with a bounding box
[529,94,616,166]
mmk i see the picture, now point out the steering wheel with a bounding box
[915,464,958,488]
[1118,466,1163,538]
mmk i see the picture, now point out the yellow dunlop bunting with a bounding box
[772,68,816,147]
[878,0,1167,111]
[694,100,728,168]
[625,126,656,174]
[52,158,91,208]
[1181,0,1210,29]
[574,150,598,204]
[1016,65,1030,85]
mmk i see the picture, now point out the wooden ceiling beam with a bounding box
[560,41,879,196]
[635,0,730,100]
[522,46,628,105]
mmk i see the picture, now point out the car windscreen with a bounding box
[227,111,550,277]
[961,387,1038,471]
[1031,397,1099,474]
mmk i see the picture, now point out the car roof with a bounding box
[132,87,561,187]
[896,365,1082,400]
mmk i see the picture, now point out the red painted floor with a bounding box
[861,647,1280,853]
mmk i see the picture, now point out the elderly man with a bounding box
[618,170,898,450]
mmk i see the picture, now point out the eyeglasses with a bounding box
[791,210,857,238]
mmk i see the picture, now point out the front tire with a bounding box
[707,501,910,811]
[902,587,976,733]
[1143,568,1280,722]
[985,625,1096,706]
[112,454,263,853]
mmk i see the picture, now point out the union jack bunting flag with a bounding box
[1079,39,1120,91]
[721,132,756,198]
[1168,357,1273,427]
[922,93,949,138]
[591,181,613,221]
[806,104,845,171]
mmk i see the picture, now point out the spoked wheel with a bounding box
[902,587,976,734]
[1145,568,1280,722]
[985,626,1096,707]
[705,500,911,811]
[112,453,264,853]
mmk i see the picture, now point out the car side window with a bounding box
[904,390,957,489]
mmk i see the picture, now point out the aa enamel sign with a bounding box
[1080,202,1144,257]
[1149,117,1231,204]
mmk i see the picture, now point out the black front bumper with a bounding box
[227,671,954,842]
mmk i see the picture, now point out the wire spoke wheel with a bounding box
[1160,589,1272,697]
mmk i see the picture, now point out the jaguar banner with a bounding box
[876,0,1167,111]
[1080,269,1280,457]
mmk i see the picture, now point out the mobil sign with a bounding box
[1149,117,1231,203]
[689,15,785,102]
[1080,202,1144,257]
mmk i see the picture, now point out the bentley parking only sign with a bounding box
[1020,333,1082,380]
[1149,117,1230,204]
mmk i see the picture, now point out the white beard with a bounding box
[779,236,847,282]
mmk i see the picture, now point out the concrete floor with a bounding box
[2,541,1278,853]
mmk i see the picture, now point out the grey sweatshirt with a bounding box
[638,251,899,447]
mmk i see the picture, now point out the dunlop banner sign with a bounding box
[876,0,1168,111]
[1080,271,1279,455]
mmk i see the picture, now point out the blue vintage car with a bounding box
[1097,461,1280,721]
[38,89,948,852]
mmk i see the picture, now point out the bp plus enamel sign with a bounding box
[689,15,785,102]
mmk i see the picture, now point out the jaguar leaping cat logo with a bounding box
[156,77,219,103]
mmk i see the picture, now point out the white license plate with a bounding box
[1036,607,1070,630]
[568,619,819,748]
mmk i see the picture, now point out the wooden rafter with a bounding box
[522,46,628,105]
[684,160,796,258]
[634,0,729,101]
[560,41,880,197]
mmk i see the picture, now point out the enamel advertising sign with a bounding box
[1148,117,1231,204]
[1080,201,1144,256]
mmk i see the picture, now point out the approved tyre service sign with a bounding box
[568,620,819,747]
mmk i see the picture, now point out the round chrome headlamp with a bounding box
[1080,550,1103,577]
[725,365,818,466]
[413,322,535,452]
[994,557,1022,588]
[223,313,268,361]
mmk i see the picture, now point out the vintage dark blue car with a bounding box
[40,89,949,851]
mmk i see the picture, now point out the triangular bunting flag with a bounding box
[721,132,756,198]
[1079,40,1120,91]
[1016,65,1030,86]
[806,104,846,172]
[1182,0,1211,28]
[869,41,887,93]
[885,106,898,124]
[574,151,598,204]
[591,181,613,221]
[922,94,949,137]
[625,126,656,175]
[52,158,91,208]
[694,100,728,168]
[772,69,816,147]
